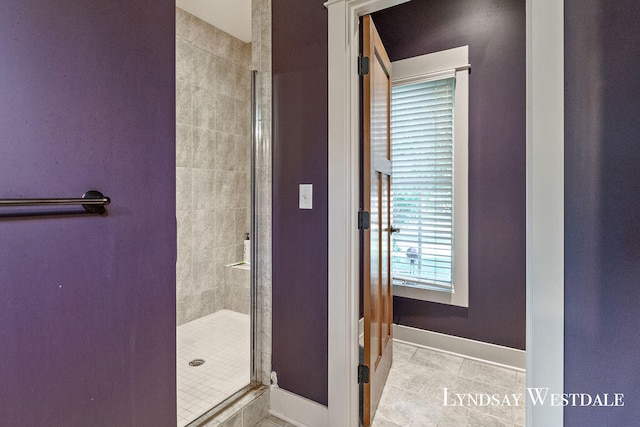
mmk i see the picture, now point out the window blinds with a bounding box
[391,77,455,289]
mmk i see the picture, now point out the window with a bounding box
[390,46,469,307]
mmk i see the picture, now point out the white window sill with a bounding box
[393,282,468,307]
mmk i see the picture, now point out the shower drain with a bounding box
[188,359,205,367]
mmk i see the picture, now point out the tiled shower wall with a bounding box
[176,8,252,325]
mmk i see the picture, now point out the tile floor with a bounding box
[177,310,251,427]
[372,340,526,427]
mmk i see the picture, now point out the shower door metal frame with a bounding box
[249,69,262,386]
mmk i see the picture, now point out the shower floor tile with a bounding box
[177,309,250,427]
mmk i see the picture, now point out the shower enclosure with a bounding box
[175,7,269,425]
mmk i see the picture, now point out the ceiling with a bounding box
[176,0,252,43]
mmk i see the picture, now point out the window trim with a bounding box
[390,45,469,307]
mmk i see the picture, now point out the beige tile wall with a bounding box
[176,8,252,325]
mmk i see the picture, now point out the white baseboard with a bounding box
[269,386,329,427]
[393,324,526,371]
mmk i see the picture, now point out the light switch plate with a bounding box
[299,184,313,209]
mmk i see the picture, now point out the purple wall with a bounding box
[565,0,640,424]
[372,0,526,350]
[272,0,329,406]
[0,2,176,425]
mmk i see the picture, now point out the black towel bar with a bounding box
[0,190,110,214]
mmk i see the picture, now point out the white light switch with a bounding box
[299,184,313,209]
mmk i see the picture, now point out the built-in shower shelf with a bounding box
[225,262,250,271]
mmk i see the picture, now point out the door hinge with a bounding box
[358,364,370,384]
[358,210,370,230]
[358,56,370,76]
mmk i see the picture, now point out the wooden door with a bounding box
[362,14,393,427]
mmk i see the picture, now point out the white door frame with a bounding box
[325,0,564,426]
